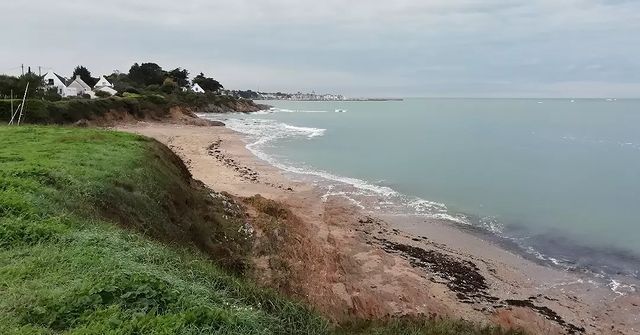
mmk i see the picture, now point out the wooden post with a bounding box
[17,82,29,125]
[9,103,20,125]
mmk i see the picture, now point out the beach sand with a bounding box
[118,122,640,335]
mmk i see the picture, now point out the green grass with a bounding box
[0,126,328,334]
[0,126,523,334]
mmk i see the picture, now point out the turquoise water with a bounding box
[204,98,640,279]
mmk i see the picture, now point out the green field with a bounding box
[0,126,522,334]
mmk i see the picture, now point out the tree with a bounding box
[128,62,165,87]
[168,68,189,87]
[42,87,63,101]
[0,75,19,97]
[106,72,133,94]
[160,78,179,94]
[192,73,223,92]
[72,66,98,87]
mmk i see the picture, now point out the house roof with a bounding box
[44,71,68,86]
[94,75,113,88]
[68,76,92,90]
[54,73,67,85]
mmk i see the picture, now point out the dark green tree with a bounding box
[192,73,223,92]
[168,68,189,87]
[106,72,133,93]
[0,75,19,97]
[128,63,165,87]
[42,87,63,101]
[72,66,98,86]
[0,74,45,98]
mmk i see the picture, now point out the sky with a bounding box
[2,0,640,97]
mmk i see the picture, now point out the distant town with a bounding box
[221,89,402,102]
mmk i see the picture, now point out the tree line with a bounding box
[0,62,224,100]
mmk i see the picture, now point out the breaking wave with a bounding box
[253,108,329,115]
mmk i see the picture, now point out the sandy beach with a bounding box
[117,121,640,335]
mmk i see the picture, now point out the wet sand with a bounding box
[118,122,640,335]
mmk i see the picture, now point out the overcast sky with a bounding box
[2,0,639,97]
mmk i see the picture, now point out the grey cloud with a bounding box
[2,0,640,97]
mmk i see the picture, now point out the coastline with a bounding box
[118,121,640,335]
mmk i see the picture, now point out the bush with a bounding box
[42,87,63,102]
[145,94,167,105]
[161,78,178,94]
[94,90,111,98]
[146,84,160,92]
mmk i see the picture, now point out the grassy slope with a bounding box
[0,126,522,335]
[0,126,328,334]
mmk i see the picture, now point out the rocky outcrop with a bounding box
[168,106,225,126]
[199,99,270,114]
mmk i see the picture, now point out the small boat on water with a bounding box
[335,109,347,113]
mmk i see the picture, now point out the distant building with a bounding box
[94,76,113,88]
[67,75,94,97]
[93,76,117,96]
[191,83,205,94]
[42,71,75,97]
[42,71,120,98]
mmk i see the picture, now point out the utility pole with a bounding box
[28,66,31,74]
[38,66,41,76]
[21,64,24,76]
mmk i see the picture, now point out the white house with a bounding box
[93,75,117,96]
[94,75,113,88]
[43,71,84,97]
[42,71,68,95]
[191,83,205,94]
[67,75,94,98]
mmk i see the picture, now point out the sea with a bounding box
[201,98,640,293]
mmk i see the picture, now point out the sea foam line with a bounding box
[254,108,330,114]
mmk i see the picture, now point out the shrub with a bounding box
[161,78,179,94]
[94,90,111,98]
[146,84,160,92]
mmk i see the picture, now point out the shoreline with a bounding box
[118,121,640,335]
[205,110,640,287]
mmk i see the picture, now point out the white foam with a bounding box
[206,115,497,227]
[321,191,366,209]
[212,117,398,198]
[407,198,448,213]
[256,108,329,114]
[609,280,636,296]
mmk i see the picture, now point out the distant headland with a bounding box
[221,89,403,102]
